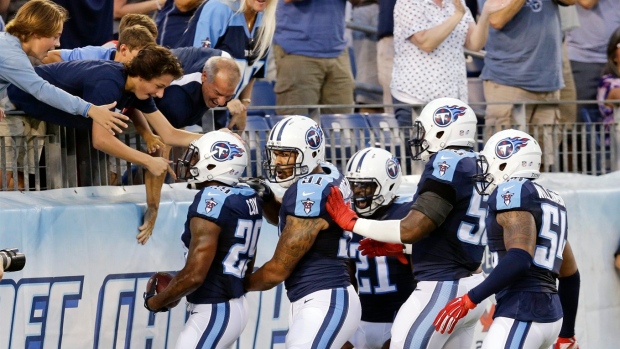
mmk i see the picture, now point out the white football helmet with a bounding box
[474,129,542,195]
[175,130,247,185]
[345,147,402,217]
[410,97,477,162]
[264,115,325,188]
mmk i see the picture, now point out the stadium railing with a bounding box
[1,101,619,191]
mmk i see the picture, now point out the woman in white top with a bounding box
[391,0,507,127]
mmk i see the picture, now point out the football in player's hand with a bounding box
[147,272,180,308]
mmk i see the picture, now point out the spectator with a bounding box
[43,25,227,75]
[597,26,620,125]
[391,0,507,127]
[144,131,262,349]
[8,46,205,244]
[273,0,355,116]
[434,129,580,349]
[558,5,579,126]
[480,0,576,172]
[344,147,415,349]
[180,0,277,132]
[350,0,383,111]
[377,0,396,114]
[137,56,241,240]
[52,0,114,48]
[566,0,620,114]
[0,0,128,189]
[245,115,362,348]
[42,24,156,65]
[103,13,160,49]
[155,0,202,48]
[113,0,163,39]
[325,98,487,349]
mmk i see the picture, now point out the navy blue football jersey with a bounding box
[179,0,267,98]
[487,178,566,322]
[7,60,156,129]
[182,185,263,304]
[410,149,487,281]
[279,162,353,302]
[156,72,206,128]
[351,196,416,323]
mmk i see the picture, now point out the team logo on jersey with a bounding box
[495,137,529,160]
[386,157,400,179]
[205,198,218,213]
[211,141,245,162]
[433,105,467,128]
[306,127,323,150]
[201,37,212,48]
[301,198,315,214]
[437,161,450,176]
[526,0,542,12]
[501,191,514,206]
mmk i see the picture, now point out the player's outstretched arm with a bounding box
[245,215,329,292]
[326,186,442,244]
[146,217,221,311]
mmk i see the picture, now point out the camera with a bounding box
[0,248,26,272]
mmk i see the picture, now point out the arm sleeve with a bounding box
[468,248,533,304]
[0,52,91,116]
[557,270,580,338]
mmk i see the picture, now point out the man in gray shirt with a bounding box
[480,0,575,172]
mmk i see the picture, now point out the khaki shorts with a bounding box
[0,115,46,175]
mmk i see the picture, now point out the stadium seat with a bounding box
[248,80,276,117]
[320,114,371,169]
[364,113,402,146]
[244,115,272,176]
[265,114,286,129]
[364,112,404,159]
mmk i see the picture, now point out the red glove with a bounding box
[326,186,358,232]
[554,336,579,349]
[358,238,408,265]
[433,294,477,334]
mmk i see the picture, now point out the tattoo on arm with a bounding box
[497,211,536,256]
[272,215,328,275]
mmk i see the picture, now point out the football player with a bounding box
[433,129,580,349]
[144,130,263,348]
[244,115,362,348]
[326,98,489,348]
[344,147,416,349]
